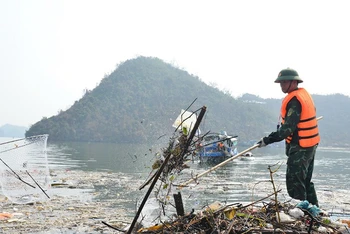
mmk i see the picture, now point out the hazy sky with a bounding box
[1,0,349,127]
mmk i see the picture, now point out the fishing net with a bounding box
[0,134,51,204]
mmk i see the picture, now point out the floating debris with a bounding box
[0,169,134,234]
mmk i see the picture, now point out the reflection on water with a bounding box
[47,144,86,169]
[47,141,156,174]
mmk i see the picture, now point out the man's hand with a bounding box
[257,138,267,148]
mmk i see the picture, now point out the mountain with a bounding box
[25,56,275,144]
[25,56,350,147]
[0,124,27,138]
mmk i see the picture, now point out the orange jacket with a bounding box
[281,88,320,147]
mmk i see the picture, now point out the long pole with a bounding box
[179,116,324,188]
[179,144,259,187]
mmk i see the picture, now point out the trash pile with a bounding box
[108,106,350,233]
[136,199,350,233]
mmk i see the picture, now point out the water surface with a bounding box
[45,141,350,213]
[1,137,349,214]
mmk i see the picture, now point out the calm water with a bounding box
[1,137,350,214]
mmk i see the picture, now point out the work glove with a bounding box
[257,138,267,148]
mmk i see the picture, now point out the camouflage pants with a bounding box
[285,144,318,207]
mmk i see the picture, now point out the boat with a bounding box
[170,110,238,163]
[196,132,238,163]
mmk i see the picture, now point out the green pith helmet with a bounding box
[274,68,303,83]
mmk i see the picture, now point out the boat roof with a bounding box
[202,133,237,142]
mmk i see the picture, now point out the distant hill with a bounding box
[0,124,27,138]
[237,93,350,147]
[25,56,350,147]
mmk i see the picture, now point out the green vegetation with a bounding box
[25,56,350,147]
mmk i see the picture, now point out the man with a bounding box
[258,68,320,208]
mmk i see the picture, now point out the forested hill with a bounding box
[25,56,350,147]
[25,56,275,143]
